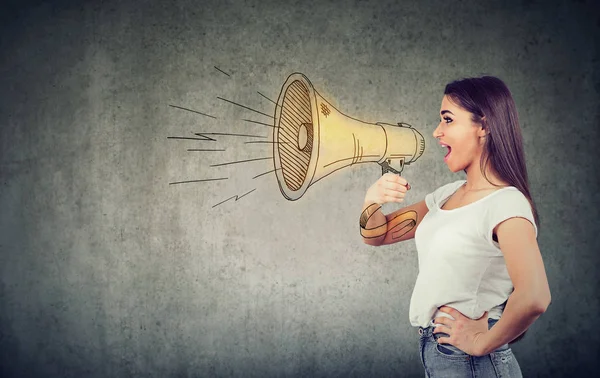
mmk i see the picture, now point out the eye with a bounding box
[442,116,453,124]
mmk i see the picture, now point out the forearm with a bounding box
[360,173,414,246]
[478,289,548,355]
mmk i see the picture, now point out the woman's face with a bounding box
[433,95,486,173]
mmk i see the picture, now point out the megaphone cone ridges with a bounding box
[273,74,319,200]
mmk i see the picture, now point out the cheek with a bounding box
[459,136,480,151]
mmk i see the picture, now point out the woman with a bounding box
[359,76,551,377]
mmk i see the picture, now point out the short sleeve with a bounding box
[425,180,466,210]
[485,189,538,246]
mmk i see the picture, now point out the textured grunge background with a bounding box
[1,0,599,377]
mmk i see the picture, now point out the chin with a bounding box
[446,160,467,173]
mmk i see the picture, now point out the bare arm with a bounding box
[360,173,430,246]
[477,217,551,354]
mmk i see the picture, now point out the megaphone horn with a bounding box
[273,73,425,201]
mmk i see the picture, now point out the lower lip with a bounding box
[444,149,451,162]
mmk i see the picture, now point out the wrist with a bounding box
[364,199,383,207]
[475,331,494,356]
[364,192,383,206]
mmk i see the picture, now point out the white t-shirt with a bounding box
[409,180,538,328]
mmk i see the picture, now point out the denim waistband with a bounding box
[418,318,499,337]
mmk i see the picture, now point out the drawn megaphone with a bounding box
[273,73,425,201]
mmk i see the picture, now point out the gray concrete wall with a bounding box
[1,0,598,376]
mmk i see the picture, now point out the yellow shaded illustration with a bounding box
[169,70,426,209]
[360,203,417,241]
[273,73,425,201]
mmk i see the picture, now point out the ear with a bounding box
[477,116,488,138]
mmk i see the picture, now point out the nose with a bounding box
[432,123,442,138]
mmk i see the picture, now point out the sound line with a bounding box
[212,188,257,208]
[243,119,279,128]
[195,132,267,139]
[169,104,217,119]
[245,141,290,144]
[217,96,274,119]
[257,91,279,106]
[168,136,217,141]
[210,156,272,167]
[214,66,231,77]
[253,168,281,179]
[187,149,226,151]
[169,177,228,185]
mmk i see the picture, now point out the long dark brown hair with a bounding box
[444,76,539,343]
[444,76,539,227]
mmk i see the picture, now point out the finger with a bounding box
[396,177,409,187]
[382,179,407,192]
[378,178,401,190]
[433,325,452,335]
[384,187,407,197]
[439,306,460,320]
[382,182,407,194]
[396,176,408,186]
[436,336,451,345]
[433,317,451,326]
[394,183,408,193]
[383,186,406,197]
[384,174,408,187]
[478,311,489,321]
[382,173,400,182]
[384,195,404,203]
[382,182,406,194]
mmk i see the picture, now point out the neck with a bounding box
[463,158,507,190]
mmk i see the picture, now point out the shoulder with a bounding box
[488,187,531,206]
[484,187,537,238]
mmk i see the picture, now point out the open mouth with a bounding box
[441,144,452,161]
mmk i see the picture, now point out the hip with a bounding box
[417,319,523,378]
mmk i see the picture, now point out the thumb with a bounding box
[479,311,489,321]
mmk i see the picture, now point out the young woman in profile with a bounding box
[359,76,551,377]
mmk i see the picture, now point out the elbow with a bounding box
[515,287,551,315]
[531,293,551,315]
[362,237,384,247]
[360,227,386,247]
[532,301,549,316]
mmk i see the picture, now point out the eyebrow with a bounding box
[440,110,454,116]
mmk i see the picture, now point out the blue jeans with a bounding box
[418,318,523,378]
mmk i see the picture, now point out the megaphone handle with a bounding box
[380,161,402,175]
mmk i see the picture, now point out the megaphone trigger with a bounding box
[379,158,405,176]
